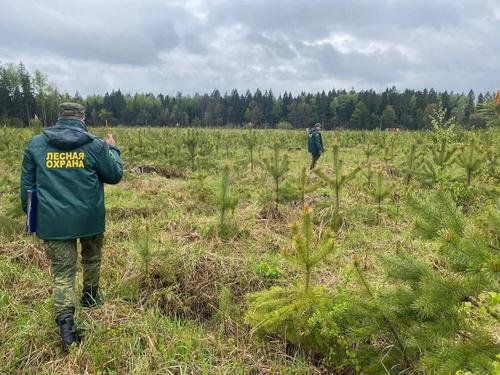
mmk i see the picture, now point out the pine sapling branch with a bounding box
[260,142,289,209]
[430,138,457,169]
[135,223,153,284]
[485,146,498,179]
[215,162,239,232]
[403,143,420,185]
[363,162,374,188]
[363,143,377,164]
[353,257,409,366]
[367,170,392,217]
[314,143,360,212]
[455,137,483,185]
[242,124,258,171]
[383,141,395,167]
[292,165,322,208]
[285,206,336,293]
[183,128,201,169]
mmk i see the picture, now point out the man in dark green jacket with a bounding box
[308,123,324,169]
[20,102,123,349]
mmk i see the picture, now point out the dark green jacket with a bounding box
[307,128,324,155]
[20,119,123,240]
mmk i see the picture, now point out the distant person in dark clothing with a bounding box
[308,123,324,169]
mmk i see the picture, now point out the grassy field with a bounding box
[0,126,499,374]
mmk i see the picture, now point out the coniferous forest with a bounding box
[0,62,496,129]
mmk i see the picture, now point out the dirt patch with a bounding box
[382,165,399,177]
[132,165,186,179]
[140,251,264,320]
[257,206,287,221]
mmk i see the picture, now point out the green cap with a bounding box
[59,102,85,118]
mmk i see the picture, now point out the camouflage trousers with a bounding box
[310,153,321,170]
[44,234,103,317]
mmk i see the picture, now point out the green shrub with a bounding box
[349,191,499,374]
[252,255,283,281]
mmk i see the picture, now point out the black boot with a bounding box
[56,313,81,350]
[81,287,103,308]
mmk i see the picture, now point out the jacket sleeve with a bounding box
[20,142,36,213]
[315,133,324,153]
[96,142,123,185]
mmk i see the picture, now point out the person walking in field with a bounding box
[308,123,324,169]
[20,102,123,349]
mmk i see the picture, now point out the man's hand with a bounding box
[105,134,116,147]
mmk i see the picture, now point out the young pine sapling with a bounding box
[485,146,498,179]
[314,143,360,213]
[214,162,239,233]
[367,170,393,217]
[292,165,322,208]
[260,142,290,209]
[430,138,457,169]
[242,124,258,171]
[134,224,153,284]
[383,140,395,167]
[402,143,420,185]
[183,128,202,169]
[363,162,374,188]
[190,154,209,194]
[285,206,336,292]
[244,207,348,364]
[455,137,483,185]
[363,143,377,164]
[416,138,457,187]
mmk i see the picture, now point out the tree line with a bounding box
[0,62,496,129]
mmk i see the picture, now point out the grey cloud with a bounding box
[296,42,411,84]
[182,34,209,55]
[0,0,182,65]
[0,0,498,95]
[211,0,494,36]
[246,33,298,60]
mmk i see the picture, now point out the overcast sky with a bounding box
[0,0,498,96]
